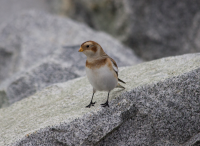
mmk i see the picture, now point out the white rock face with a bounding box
[0,53,200,145]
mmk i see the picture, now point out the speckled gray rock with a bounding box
[0,53,200,145]
[0,11,141,107]
[59,0,200,60]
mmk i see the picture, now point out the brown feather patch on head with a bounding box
[81,41,99,52]
[81,40,99,46]
[80,40,107,58]
[91,46,97,52]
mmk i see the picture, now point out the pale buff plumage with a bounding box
[79,41,125,108]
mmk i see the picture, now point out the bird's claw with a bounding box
[101,101,109,107]
[86,101,96,108]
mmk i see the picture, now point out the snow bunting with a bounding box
[79,41,125,108]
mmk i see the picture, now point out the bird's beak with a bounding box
[78,47,84,52]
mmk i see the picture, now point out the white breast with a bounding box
[86,65,118,92]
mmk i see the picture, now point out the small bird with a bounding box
[78,41,125,108]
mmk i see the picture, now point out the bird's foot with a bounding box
[86,101,96,108]
[101,101,109,107]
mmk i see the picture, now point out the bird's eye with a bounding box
[86,45,89,48]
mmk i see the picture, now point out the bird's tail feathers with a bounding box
[118,78,126,84]
[116,83,125,89]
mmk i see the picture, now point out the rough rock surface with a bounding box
[59,0,200,60]
[0,53,200,145]
[0,11,141,107]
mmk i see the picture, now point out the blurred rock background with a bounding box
[55,0,200,60]
[1,0,200,61]
[0,0,50,22]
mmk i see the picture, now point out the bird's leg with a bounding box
[86,92,96,108]
[101,92,110,107]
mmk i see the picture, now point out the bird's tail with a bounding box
[116,83,125,89]
[118,78,126,84]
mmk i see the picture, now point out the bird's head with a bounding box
[79,41,104,58]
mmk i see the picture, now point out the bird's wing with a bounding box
[108,57,126,84]
[109,57,118,76]
[101,53,118,76]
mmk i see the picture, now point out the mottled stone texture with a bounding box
[97,69,200,145]
[59,0,200,60]
[0,53,200,145]
[0,11,141,107]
